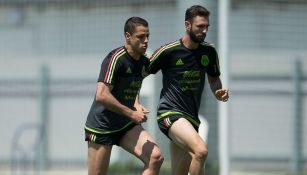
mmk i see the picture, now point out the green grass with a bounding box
[108,160,219,175]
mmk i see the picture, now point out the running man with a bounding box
[84,17,163,175]
[147,5,229,175]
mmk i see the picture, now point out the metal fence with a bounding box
[1,0,307,175]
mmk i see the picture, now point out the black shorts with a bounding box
[85,123,137,146]
[157,114,199,140]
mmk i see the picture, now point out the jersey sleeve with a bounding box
[98,48,124,84]
[206,47,221,77]
[144,56,150,70]
[147,47,168,74]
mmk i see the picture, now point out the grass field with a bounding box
[0,170,289,175]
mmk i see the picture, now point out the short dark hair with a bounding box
[185,5,210,22]
[124,17,148,34]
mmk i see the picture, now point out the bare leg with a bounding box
[169,118,208,175]
[170,141,191,175]
[87,141,112,175]
[119,125,164,175]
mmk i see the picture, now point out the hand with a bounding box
[215,89,229,102]
[130,110,148,124]
[134,103,150,114]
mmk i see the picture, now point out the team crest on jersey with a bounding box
[201,55,209,66]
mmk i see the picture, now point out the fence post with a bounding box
[38,64,50,171]
[218,0,231,174]
[291,59,302,175]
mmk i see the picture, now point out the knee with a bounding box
[193,145,208,161]
[148,148,164,166]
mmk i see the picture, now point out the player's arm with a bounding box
[147,46,168,74]
[207,75,229,102]
[95,82,147,124]
[206,46,229,102]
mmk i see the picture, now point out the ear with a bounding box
[185,21,191,31]
[125,32,131,41]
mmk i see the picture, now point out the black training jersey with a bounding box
[148,39,220,126]
[85,46,149,134]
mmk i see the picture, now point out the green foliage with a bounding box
[108,160,218,175]
[108,160,171,174]
[109,160,142,174]
[205,161,219,175]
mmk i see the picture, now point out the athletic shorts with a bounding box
[157,114,199,140]
[85,123,137,146]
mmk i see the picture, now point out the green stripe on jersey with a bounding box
[150,41,180,64]
[108,50,126,83]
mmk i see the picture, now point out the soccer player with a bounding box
[84,17,164,175]
[147,5,229,175]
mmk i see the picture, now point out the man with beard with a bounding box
[147,5,229,175]
[84,17,163,175]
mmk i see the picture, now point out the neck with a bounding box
[182,34,199,50]
[125,44,141,60]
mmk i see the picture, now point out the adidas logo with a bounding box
[176,58,184,66]
[126,67,132,73]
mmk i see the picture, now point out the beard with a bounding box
[188,29,206,43]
